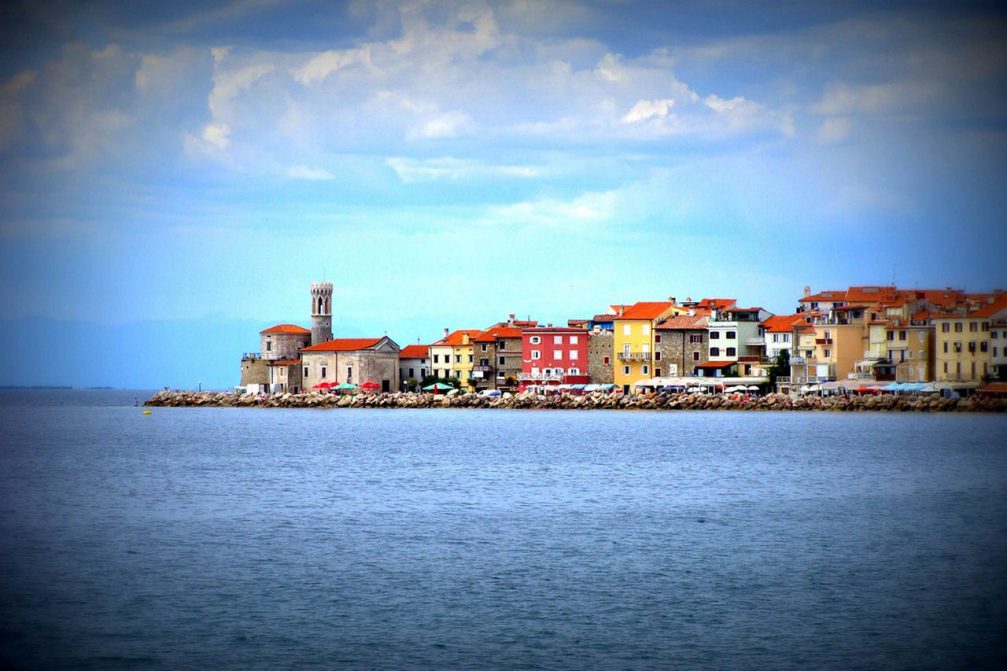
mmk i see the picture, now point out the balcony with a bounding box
[518,372,564,382]
[617,351,650,361]
[472,365,494,373]
[745,337,765,346]
[815,338,833,345]
[242,352,261,361]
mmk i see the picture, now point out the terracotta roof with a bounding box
[267,359,301,366]
[760,314,805,333]
[971,295,1007,318]
[799,290,844,303]
[481,326,523,339]
[399,344,429,359]
[619,301,675,320]
[697,361,736,369]
[302,337,383,352]
[591,314,617,322]
[432,329,483,346]
[656,314,708,330]
[260,324,311,335]
[695,298,736,310]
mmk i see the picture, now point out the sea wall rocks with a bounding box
[145,390,1006,412]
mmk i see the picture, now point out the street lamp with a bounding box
[198,380,202,392]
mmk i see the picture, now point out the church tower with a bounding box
[310,281,333,346]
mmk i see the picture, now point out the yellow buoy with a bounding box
[143,410,152,415]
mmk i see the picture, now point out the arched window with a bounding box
[316,297,323,314]
[324,297,330,313]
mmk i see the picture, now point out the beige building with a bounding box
[932,300,1003,385]
[301,337,401,392]
[260,324,311,361]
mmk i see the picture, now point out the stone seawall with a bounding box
[145,390,1006,412]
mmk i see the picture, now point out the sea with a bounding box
[1,389,1006,670]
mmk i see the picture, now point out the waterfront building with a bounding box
[309,282,333,346]
[655,313,709,378]
[301,337,400,392]
[471,318,529,391]
[613,301,685,393]
[398,344,430,391]
[267,359,302,394]
[429,329,482,387]
[520,326,590,387]
[707,305,772,377]
[932,296,1007,386]
[760,314,805,362]
[260,324,311,361]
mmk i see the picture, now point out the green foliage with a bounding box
[768,349,791,388]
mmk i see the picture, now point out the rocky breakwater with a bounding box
[145,390,1006,412]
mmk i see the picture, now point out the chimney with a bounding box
[668,296,676,304]
[803,285,811,297]
[444,328,449,338]
[509,313,516,324]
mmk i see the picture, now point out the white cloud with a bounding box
[621,98,675,124]
[294,48,372,85]
[385,156,539,182]
[407,111,474,140]
[287,164,335,180]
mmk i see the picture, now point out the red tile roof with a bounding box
[695,298,736,310]
[619,301,675,320]
[267,359,301,366]
[399,344,429,359]
[656,314,708,330]
[432,329,483,346]
[760,314,805,333]
[970,295,1007,318]
[302,338,383,352]
[260,324,311,335]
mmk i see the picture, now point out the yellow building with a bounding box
[933,313,993,386]
[613,301,683,392]
[429,329,482,388]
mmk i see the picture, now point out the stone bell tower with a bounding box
[310,281,333,346]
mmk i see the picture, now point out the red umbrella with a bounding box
[312,382,331,389]
[360,381,381,390]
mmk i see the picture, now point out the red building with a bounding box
[520,326,590,386]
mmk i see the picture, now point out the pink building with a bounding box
[520,326,590,385]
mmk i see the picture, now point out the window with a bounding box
[346,367,352,382]
[530,336,541,345]
[955,322,963,332]
[266,341,272,351]
[642,365,649,375]
[710,331,720,339]
[568,367,580,375]
[824,349,831,358]
[468,355,473,363]
[887,331,894,341]
[532,350,541,360]
[498,357,506,365]
[943,342,948,353]
[604,356,610,365]
[304,367,309,377]
[655,351,661,361]
[454,355,461,363]
[726,331,736,340]
[408,368,415,378]
[773,334,780,343]
[623,324,631,335]
[942,323,950,333]
[481,344,488,352]
[979,342,988,353]
[689,334,703,344]
[711,347,720,356]
[726,347,736,357]
[655,368,662,376]
[954,342,962,353]
[554,350,563,360]
[570,350,579,360]
[982,322,990,332]
[784,334,790,342]
[693,351,700,361]
[552,335,561,344]
[654,334,661,344]
[907,351,913,360]
[623,365,630,375]
[321,366,327,379]
[900,331,907,340]
[570,335,579,344]
[642,324,650,336]
[969,322,977,332]
[824,330,831,339]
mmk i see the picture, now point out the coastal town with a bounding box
[234,281,1007,400]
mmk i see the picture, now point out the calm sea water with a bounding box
[1,390,1006,670]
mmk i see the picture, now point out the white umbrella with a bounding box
[747,385,760,391]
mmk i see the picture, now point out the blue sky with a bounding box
[1,1,1005,388]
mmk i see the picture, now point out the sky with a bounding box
[1,0,1006,388]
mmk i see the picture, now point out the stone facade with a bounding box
[268,360,303,393]
[240,356,270,386]
[655,314,709,378]
[301,337,401,392]
[310,281,333,346]
[260,329,309,361]
[588,332,613,384]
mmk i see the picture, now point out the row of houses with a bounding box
[239,282,1007,395]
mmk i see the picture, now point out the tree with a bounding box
[768,349,790,388]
